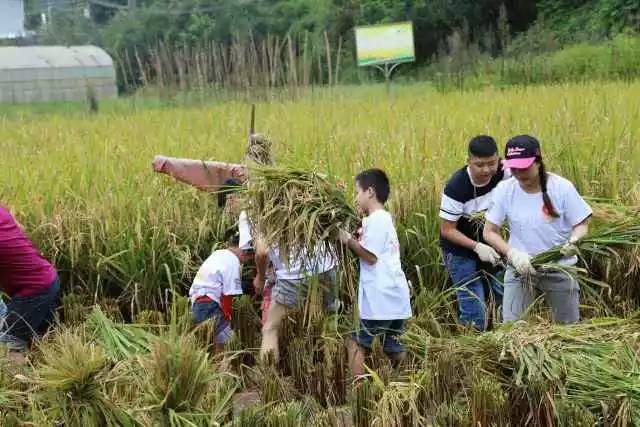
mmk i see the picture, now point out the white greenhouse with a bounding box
[0,45,118,104]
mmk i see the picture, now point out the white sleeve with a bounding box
[360,214,388,258]
[238,211,252,250]
[485,183,507,227]
[439,193,464,222]
[563,182,593,226]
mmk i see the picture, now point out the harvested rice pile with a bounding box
[403,316,640,425]
[242,165,357,264]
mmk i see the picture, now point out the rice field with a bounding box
[1,81,640,425]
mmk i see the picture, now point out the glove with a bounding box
[338,229,352,245]
[560,238,580,257]
[473,242,501,265]
[507,248,536,276]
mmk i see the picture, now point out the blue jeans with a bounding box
[443,251,503,331]
[0,276,61,351]
[192,300,232,345]
[352,319,405,354]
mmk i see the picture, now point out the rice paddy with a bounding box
[1,81,640,425]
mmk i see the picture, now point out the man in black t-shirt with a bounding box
[439,135,508,330]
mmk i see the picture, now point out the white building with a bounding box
[0,0,26,39]
[0,45,118,104]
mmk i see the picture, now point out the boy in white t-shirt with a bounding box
[190,228,254,352]
[339,168,412,377]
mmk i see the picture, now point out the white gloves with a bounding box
[473,242,501,265]
[338,229,352,245]
[560,237,580,257]
[507,248,536,276]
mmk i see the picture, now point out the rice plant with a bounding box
[1,81,640,425]
[86,305,157,361]
[29,328,137,426]
[134,333,237,426]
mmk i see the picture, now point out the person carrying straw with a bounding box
[339,168,412,377]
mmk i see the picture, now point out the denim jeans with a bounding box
[0,276,61,351]
[352,319,406,354]
[192,300,233,344]
[443,250,503,331]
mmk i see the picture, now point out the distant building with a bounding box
[0,46,118,104]
[0,0,26,39]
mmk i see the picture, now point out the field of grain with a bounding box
[1,82,639,425]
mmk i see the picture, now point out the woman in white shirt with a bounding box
[483,135,592,323]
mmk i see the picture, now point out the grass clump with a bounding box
[29,328,136,426]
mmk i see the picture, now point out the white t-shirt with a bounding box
[238,211,252,250]
[268,245,336,281]
[486,174,592,261]
[189,249,242,304]
[358,209,412,320]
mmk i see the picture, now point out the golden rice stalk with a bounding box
[242,165,357,266]
[30,328,137,427]
[134,333,237,425]
[245,133,274,165]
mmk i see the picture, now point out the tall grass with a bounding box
[0,82,639,309]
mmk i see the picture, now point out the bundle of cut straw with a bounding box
[532,219,640,266]
[403,316,640,423]
[86,306,157,362]
[242,165,357,264]
[528,216,640,303]
[31,328,137,427]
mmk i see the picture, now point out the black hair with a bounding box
[468,135,498,158]
[537,158,559,218]
[355,168,390,204]
[217,179,242,208]
[223,227,240,247]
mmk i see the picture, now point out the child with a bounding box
[439,135,507,330]
[255,241,338,361]
[339,169,412,377]
[483,135,592,323]
[190,228,254,352]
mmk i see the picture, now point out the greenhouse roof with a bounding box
[0,45,114,70]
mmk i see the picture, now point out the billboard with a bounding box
[355,22,415,67]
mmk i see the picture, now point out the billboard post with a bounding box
[355,22,415,91]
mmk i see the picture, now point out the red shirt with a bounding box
[0,206,56,297]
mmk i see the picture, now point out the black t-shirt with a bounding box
[439,164,506,259]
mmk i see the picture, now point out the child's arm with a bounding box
[253,236,269,295]
[340,230,377,265]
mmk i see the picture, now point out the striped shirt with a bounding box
[439,165,508,259]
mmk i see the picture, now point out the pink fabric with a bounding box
[261,283,273,326]
[152,155,248,192]
[0,206,56,297]
[504,157,536,170]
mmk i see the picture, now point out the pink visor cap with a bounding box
[504,156,537,169]
[504,135,541,170]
